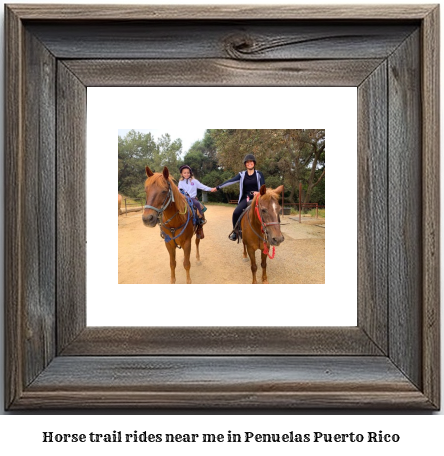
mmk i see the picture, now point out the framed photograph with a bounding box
[94,89,352,327]
[5,4,440,409]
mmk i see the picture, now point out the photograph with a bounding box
[87,86,356,328]
[118,128,326,285]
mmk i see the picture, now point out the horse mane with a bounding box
[252,188,279,205]
[145,172,187,214]
[169,176,187,213]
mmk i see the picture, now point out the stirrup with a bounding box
[229,232,237,241]
[200,218,207,225]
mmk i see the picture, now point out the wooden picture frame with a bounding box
[5,4,440,410]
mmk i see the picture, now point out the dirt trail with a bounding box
[118,205,325,284]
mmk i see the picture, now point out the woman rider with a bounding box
[216,154,265,241]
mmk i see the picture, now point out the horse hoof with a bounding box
[243,257,249,262]
[196,261,202,266]
[263,280,269,284]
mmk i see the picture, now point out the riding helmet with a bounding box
[179,164,193,176]
[243,154,256,165]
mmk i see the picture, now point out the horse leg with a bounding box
[183,240,192,284]
[243,242,249,262]
[165,242,177,284]
[261,250,269,284]
[247,246,258,284]
[195,237,201,265]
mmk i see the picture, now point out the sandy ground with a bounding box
[118,205,325,284]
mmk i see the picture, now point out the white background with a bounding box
[88,87,357,326]
[0,0,442,450]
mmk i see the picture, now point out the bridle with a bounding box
[247,194,284,259]
[254,195,282,232]
[144,180,190,247]
[144,180,175,221]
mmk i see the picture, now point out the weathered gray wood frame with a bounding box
[5,4,440,410]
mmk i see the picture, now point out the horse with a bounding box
[240,184,285,284]
[142,166,201,284]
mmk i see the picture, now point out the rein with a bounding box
[248,195,284,260]
[247,195,282,259]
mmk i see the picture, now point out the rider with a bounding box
[178,165,216,231]
[216,154,265,241]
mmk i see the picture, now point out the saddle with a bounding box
[179,189,200,225]
[179,189,206,239]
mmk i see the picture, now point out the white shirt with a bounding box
[178,178,212,198]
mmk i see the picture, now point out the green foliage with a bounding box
[118,130,182,197]
[118,129,325,207]
[265,175,282,189]
[209,129,325,204]
[308,208,325,218]
[200,170,235,203]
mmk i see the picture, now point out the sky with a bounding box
[118,128,207,155]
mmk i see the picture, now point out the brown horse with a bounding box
[142,166,201,284]
[240,184,285,284]
[118,194,122,215]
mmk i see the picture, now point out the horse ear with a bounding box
[274,185,284,195]
[162,166,169,180]
[260,184,267,196]
[145,166,154,177]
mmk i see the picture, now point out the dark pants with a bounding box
[191,197,203,215]
[232,198,249,229]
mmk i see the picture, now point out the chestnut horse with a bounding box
[142,166,201,284]
[241,184,285,284]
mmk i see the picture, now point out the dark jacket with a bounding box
[217,170,265,203]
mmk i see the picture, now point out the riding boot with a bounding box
[196,225,205,239]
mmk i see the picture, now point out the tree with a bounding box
[156,133,182,180]
[209,129,325,204]
[118,130,182,198]
[118,129,157,197]
[296,130,325,205]
[182,141,208,179]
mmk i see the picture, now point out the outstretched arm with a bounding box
[194,179,214,192]
[216,173,241,190]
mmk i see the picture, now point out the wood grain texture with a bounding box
[64,59,384,87]
[357,62,388,354]
[21,28,57,387]
[5,10,58,409]
[16,390,433,410]
[14,356,433,409]
[56,62,87,353]
[61,327,382,356]
[26,22,416,60]
[4,4,440,410]
[388,31,422,389]
[421,6,440,409]
[4,4,24,410]
[7,4,435,20]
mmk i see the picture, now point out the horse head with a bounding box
[142,166,172,227]
[256,184,285,246]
